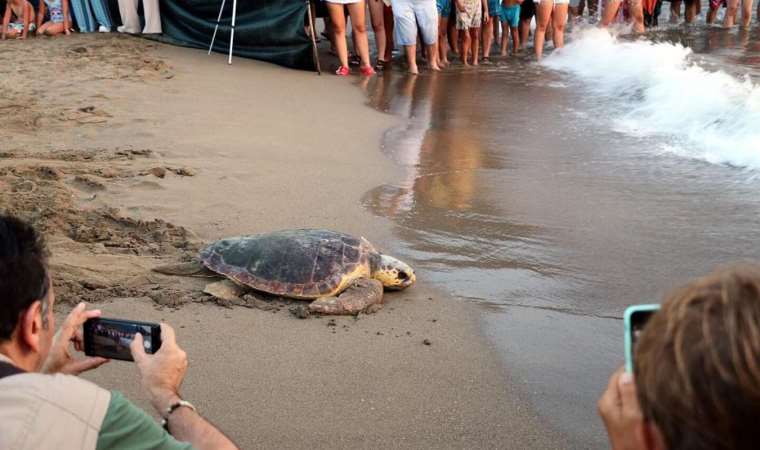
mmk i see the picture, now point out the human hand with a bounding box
[456,1,465,12]
[598,367,646,450]
[42,302,110,375]
[484,13,490,23]
[131,323,188,413]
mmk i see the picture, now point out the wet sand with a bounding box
[1,35,560,448]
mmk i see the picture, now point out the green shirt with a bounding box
[96,391,195,450]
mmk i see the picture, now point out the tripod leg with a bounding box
[209,0,227,55]
[228,0,238,64]
[307,0,322,74]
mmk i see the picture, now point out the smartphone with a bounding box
[84,318,162,362]
[624,304,660,373]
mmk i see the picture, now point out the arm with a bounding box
[21,2,31,39]
[483,0,489,21]
[131,324,239,450]
[455,0,465,11]
[62,0,70,34]
[36,1,44,30]
[2,4,10,40]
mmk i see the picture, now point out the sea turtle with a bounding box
[153,229,416,315]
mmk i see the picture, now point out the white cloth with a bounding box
[391,0,438,46]
[534,0,570,4]
[325,0,363,4]
[118,0,162,34]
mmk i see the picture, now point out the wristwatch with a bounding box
[161,400,197,432]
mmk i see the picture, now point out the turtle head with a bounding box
[373,254,416,290]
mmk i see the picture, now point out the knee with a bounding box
[354,22,367,34]
[332,23,346,34]
[554,22,565,32]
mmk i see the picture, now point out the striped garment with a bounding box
[70,0,112,32]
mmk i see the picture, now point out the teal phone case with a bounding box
[624,304,661,373]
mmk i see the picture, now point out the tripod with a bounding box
[208,0,238,64]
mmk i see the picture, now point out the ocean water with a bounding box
[361,22,760,448]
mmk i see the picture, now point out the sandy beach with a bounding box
[1,34,561,448]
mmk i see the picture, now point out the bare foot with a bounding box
[430,63,442,71]
[409,64,420,75]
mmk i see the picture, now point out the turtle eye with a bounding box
[398,271,409,280]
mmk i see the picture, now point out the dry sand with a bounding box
[1,34,560,448]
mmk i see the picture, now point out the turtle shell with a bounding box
[199,229,379,299]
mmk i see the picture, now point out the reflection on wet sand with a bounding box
[361,73,552,277]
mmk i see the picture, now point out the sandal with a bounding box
[360,65,376,76]
[349,54,361,66]
[335,65,350,76]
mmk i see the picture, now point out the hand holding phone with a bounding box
[624,304,660,373]
[84,318,162,362]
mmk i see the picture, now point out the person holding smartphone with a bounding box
[599,265,760,450]
[0,215,238,450]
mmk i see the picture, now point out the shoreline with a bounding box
[2,34,560,448]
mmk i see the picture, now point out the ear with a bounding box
[19,301,43,353]
[638,420,668,450]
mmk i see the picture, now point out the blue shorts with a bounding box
[437,0,451,17]
[501,4,520,26]
[488,0,502,15]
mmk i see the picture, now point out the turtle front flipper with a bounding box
[152,261,216,277]
[308,278,384,315]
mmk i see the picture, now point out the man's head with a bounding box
[635,265,760,450]
[0,215,56,370]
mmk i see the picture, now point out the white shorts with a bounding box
[325,0,363,4]
[533,0,570,4]
[391,0,438,46]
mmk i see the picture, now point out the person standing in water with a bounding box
[534,0,568,60]
[482,0,502,62]
[600,0,644,32]
[518,0,535,50]
[391,0,441,73]
[724,0,752,27]
[368,0,389,69]
[456,0,487,66]
[437,0,452,66]
[500,0,522,55]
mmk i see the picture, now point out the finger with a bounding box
[618,372,643,422]
[159,322,176,347]
[63,357,109,375]
[130,332,147,363]
[598,367,625,418]
[61,302,87,336]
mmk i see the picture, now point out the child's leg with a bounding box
[42,21,65,35]
[471,27,480,64]
[461,25,471,64]
[383,4,394,62]
[482,17,494,58]
[499,21,509,56]
[684,0,697,22]
[347,1,372,68]
[438,16,449,63]
[740,0,753,27]
[669,0,681,22]
[706,4,718,22]
[327,3,350,68]
[510,24,520,53]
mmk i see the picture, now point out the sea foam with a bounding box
[543,28,760,169]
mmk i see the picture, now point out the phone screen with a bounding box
[624,304,660,372]
[84,318,161,362]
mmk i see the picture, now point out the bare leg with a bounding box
[740,0,753,27]
[42,22,66,36]
[685,0,697,22]
[535,1,553,59]
[368,0,387,63]
[500,20,509,55]
[601,0,620,25]
[471,27,481,64]
[427,43,441,70]
[511,25,520,53]
[461,25,471,64]
[383,4,394,61]
[347,1,372,68]
[482,16,494,58]
[629,0,645,31]
[438,16,450,64]
[552,4,568,48]
[725,0,739,25]
[327,3,350,68]
[670,0,681,23]
[520,17,531,49]
[706,5,718,23]
[405,44,419,73]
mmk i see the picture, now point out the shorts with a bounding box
[500,4,520,25]
[324,0,362,4]
[456,0,482,28]
[533,0,570,4]
[8,22,37,32]
[709,0,726,8]
[391,0,438,45]
[519,0,535,18]
[569,0,580,6]
[437,0,451,16]
[488,0,502,15]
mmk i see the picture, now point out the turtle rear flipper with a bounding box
[308,278,384,315]
[152,261,216,277]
